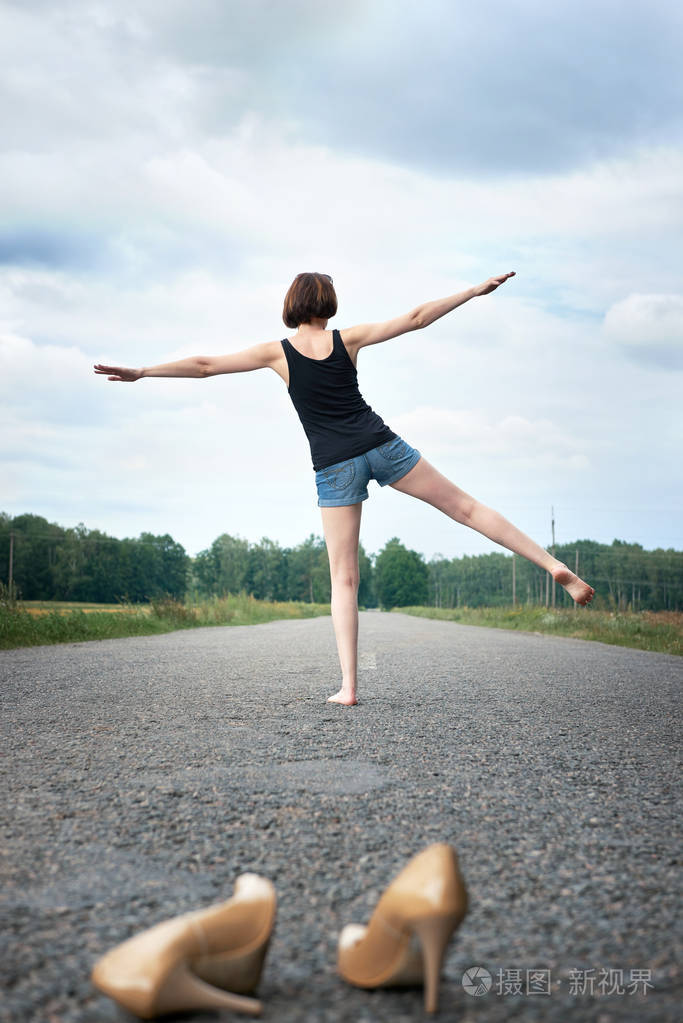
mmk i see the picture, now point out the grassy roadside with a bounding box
[20,600,139,614]
[0,594,330,650]
[4,598,681,656]
[394,605,683,656]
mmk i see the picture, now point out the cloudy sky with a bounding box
[1,0,682,562]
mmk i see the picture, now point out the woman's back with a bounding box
[281,329,395,472]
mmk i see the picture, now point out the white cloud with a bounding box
[391,406,590,471]
[6,0,675,176]
[602,293,683,369]
[0,330,99,424]
[0,0,681,557]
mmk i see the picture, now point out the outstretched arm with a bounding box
[342,271,515,353]
[94,341,281,382]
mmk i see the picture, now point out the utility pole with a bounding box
[512,553,516,607]
[8,530,14,601]
[551,506,556,608]
[574,548,579,608]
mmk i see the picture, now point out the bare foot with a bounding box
[551,564,595,606]
[327,689,358,706]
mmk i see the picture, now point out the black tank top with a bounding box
[281,329,397,471]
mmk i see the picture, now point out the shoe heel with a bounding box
[411,914,457,1014]
[155,961,263,1017]
[192,941,271,995]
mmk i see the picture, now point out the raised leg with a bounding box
[390,458,594,605]
[320,502,363,704]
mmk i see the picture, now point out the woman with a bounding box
[95,271,594,705]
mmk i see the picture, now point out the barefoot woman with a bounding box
[95,271,594,705]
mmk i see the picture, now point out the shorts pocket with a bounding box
[322,461,356,490]
[377,437,407,461]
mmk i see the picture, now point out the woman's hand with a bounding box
[94,363,143,382]
[473,271,516,296]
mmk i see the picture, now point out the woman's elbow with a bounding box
[409,308,426,330]
[196,358,214,377]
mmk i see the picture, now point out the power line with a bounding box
[0,530,186,550]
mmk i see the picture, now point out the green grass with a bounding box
[394,605,683,656]
[0,594,330,650]
[4,596,680,656]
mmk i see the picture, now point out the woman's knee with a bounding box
[428,480,477,525]
[330,566,360,591]
[453,494,477,525]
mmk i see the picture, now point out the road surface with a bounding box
[1,612,680,1021]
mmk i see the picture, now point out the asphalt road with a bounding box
[1,612,681,1022]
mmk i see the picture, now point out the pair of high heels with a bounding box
[91,843,468,1017]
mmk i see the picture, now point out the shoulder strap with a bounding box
[333,328,356,371]
[281,337,295,371]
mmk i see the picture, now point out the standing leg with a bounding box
[390,458,594,605]
[320,503,363,705]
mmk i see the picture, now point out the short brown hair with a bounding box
[282,272,337,328]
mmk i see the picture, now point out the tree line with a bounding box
[1,512,681,611]
[1,514,188,603]
[428,539,683,612]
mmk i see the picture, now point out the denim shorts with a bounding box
[315,435,421,507]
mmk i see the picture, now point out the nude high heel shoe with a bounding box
[337,843,467,1013]
[91,873,276,1018]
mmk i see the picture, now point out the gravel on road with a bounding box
[1,612,681,1022]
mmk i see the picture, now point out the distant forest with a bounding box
[1,512,681,612]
